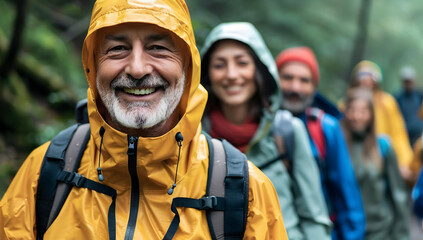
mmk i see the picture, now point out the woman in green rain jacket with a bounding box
[200,22,332,240]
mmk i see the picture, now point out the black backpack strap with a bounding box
[204,132,249,239]
[36,123,90,239]
[47,123,90,227]
[220,139,249,239]
[163,133,249,240]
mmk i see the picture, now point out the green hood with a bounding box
[201,22,281,116]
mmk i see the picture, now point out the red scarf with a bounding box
[209,108,259,153]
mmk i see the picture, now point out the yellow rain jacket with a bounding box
[0,0,287,239]
[373,90,413,169]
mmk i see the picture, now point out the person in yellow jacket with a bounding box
[0,0,288,239]
[347,60,414,181]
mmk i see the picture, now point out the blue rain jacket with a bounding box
[298,111,366,240]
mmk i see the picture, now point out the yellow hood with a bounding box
[81,0,208,186]
[82,0,206,133]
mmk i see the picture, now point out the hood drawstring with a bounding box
[97,126,105,182]
[168,132,183,195]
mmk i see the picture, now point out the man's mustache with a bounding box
[111,74,169,89]
[282,91,307,100]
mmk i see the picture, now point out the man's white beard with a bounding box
[281,91,315,115]
[97,72,185,130]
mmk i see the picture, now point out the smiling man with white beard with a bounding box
[0,0,288,239]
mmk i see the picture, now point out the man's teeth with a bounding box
[124,88,156,95]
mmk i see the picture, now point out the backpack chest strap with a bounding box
[171,196,225,211]
[162,195,226,240]
[56,171,117,240]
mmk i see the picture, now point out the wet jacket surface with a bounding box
[373,90,413,168]
[297,111,366,240]
[350,135,409,240]
[0,1,287,239]
[201,22,331,240]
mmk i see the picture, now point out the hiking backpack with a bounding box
[35,99,249,240]
[256,110,295,174]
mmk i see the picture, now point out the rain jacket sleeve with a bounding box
[374,91,413,169]
[380,137,410,240]
[291,118,332,240]
[0,143,49,239]
[322,115,366,240]
[244,161,288,240]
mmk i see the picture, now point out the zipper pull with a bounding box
[127,136,138,156]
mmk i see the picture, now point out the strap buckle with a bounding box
[200,196,217,210]
[66,172,86,187]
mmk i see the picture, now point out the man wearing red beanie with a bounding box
[276,47,366,240]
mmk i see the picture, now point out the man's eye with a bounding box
[149,45,170,51]
[282,75,293,80]
[107,46,126,53]
[301,77,311,83]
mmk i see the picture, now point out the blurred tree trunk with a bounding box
[0,0,28,79]
[346,0,373,83]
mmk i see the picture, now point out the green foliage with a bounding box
[0,0,89,197]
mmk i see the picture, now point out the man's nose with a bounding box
[291,79,302,92]
[125,47,153,79]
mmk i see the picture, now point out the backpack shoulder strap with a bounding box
[220,139,249,239]
[205,136,226,239]
[204,132,249,240]
[271,110,295,173]
[36,123,90,239]
[163,133,249,240]
[47,123,90,226]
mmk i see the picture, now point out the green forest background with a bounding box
[1,0,423,196]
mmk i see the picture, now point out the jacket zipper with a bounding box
[124,136,140,240]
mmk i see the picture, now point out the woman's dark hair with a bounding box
[341,87,382,170]
[201,40,276,123]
